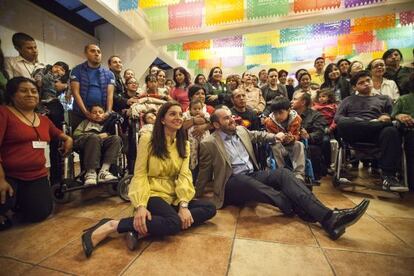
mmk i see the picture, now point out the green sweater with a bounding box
[391,93,414,118]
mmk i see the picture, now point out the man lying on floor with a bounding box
[196,107,369,240]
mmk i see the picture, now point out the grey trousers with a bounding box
[272,141,305,177]
[75,134,122,170]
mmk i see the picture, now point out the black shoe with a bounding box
[125,231,139,251]
[323,199,370,240]
[382,176,409,192]
[0,216,12,231]
[81,218,113,258]
[333,199,370,216]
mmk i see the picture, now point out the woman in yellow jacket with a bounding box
[81,101,216,258]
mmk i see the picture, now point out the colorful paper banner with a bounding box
[213,36,243,48]
[119,0,138,11]
[183,40,211,51]
[376,26,413,40]
[247,0,289,19]
[280,26,312,43]
[400,11,414,26]
[244,31,280,47]
[312,20,351,37]
[244,45,272,55]
[344,0,385,8]
[168,2,203,30]
[140,0,179,9]
[205,0,244,25]
[222,56,244,67]
[293,0,341,13]
[144,6,169,32]
[354,14,395,32]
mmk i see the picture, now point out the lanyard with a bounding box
[14,106,41,141]
[22,62,35,78]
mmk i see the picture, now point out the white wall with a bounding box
[0,0,98,69]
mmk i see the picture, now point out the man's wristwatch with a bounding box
[180,202,189,208]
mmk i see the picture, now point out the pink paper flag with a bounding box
[168,2,203,30]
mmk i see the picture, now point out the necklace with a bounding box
[13,106,41,140]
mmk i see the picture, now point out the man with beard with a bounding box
[196,107,369,240]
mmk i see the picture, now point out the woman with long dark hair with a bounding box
[321,63,351,102]
[204,66,228,107]
[170,67,191,110]
[261,68,287,107]
[81,101,216,258]
[194,74,206,86]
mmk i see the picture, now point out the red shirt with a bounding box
[170,87,190,111]
[0,106,62,180]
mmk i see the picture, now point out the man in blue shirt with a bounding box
[70,44,115,129]
[197,107,369,240]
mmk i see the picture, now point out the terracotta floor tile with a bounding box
[228,239,333,276]
[311,215,414,256]
[187,206,240,238]
[24,266,71,276]
[40,234,149,276]
[0,257,33,276]
[314,192,359,209]
[375,217,414,248]
[0,216,93,263]
[314,177,344,194]
[122,233,232,276]
[325,249,414,276]
[235,203,317,246]
[344,193,414,219]
[53,196,130,220]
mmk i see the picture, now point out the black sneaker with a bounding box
[382,176,409,192]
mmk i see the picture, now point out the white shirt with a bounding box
[371,78,400,101]
[4,55,44,80]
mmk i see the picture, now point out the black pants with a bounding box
[127,124,137,174]
[404,130,414,190]
[337,119,402,175]
[44,100,64,185]
[224,168,331,222]
[117,197,216,236]
[0,177,53,222]
[308,144,326,179]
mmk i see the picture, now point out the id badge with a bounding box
[32,141,47,149]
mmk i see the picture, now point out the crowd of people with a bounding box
[0,32,413,258]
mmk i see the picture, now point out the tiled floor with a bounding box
[1,175,414,276]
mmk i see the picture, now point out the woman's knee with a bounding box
[24,204,53,223]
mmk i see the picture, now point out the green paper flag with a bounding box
[144,6,169,33]
[247,0,289,19]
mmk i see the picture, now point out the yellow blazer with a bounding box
[128,133,195,208]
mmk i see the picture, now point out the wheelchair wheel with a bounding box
[51,184,72,204]
[118,174,133,202]
[106,182,119,196]
[332,173,341,188]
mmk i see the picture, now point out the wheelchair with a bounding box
[331,137,409,198]
[253,139,319,190]
[51,113,129,203]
